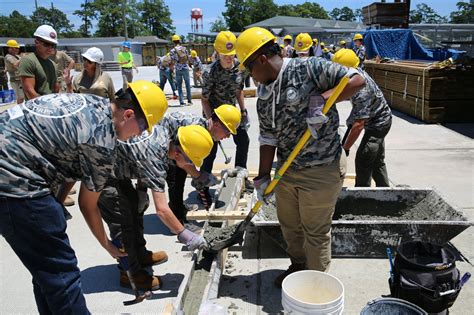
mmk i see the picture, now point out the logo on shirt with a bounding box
[285,87,300,105]
[23,94,87,118]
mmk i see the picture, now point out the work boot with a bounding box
[139,250,168,267]
[120,269,161,291]
[274,263,306,288]
[63,195,75,207]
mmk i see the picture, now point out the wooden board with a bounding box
[187,210,248,220]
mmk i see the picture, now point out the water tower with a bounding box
[191,8,203,33]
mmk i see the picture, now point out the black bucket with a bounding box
[361,297,428,315]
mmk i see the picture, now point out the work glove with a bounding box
[240,109,250,131]
[178,228,208,251]
[136,187,149,213]
[191,172,219,191]
[306,94,329,139]
[253,174,272,205]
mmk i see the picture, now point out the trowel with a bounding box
[207,76,350,252]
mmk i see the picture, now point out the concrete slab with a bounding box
[1,66,473,314]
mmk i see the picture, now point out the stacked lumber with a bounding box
[364,60,474,123]
[362,2,408,27]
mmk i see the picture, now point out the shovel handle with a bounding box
[251,76,350,215]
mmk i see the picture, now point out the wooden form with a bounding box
[365,61,474,123]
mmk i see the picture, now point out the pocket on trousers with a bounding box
[0,198,14,237]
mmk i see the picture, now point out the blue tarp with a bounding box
[360,29,465,61]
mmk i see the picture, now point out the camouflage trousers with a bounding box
[98,179,148,273]
[274,154,346,271]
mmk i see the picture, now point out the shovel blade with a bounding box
[208,221,248,252]
[123,291,152,306]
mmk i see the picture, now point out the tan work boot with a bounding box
[274,263,306,288]
[139,250,168,267]
[63,195,75,207]
[120,270,161,290]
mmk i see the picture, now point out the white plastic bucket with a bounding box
[282,270,344,314]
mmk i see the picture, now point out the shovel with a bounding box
[207,76,351,252]
[111,238,152,305]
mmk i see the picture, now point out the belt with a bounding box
[122,67,132,70]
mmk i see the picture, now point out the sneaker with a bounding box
[187,101,193,106]
[63,195,75,207]
[180,102,185,106]
[274,263,306,288]
[139,250,168,267]
[68,188,77,195]
[120,269,161,291]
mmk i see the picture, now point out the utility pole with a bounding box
[84,0,89,37]
[122,0,129,40]
[35,0,38,10]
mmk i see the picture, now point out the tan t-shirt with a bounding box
[50,51,74,82]
[73,70,115,101]
[5,54,21,82]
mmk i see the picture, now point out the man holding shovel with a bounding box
[235,27,366,287]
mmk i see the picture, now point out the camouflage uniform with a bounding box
[354,45,366,68]
[257,57,361,271]
[347,70,392,187]
[170,45,192,104]
[201,60,249,175]
[5,53,24,101]
[0,93,116,314]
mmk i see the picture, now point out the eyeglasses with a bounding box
[37,39,57,49]
[245,54,261,72]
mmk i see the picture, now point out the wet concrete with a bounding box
[204,224,240,249]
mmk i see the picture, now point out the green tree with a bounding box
[250,0,279,24]
[0,11,36,38]
[223,0,252,32]
[137,0,175,39]
[88,0,126,37]
[409,3,448,23]
[278,2,328,19]
[210,16,228,33]
[330,6,355,21]
[31,6,74,34]
[354,8,363,22]
[74,1,98,37]
[450,1,474,23]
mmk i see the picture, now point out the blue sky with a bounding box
[1,0,460,37]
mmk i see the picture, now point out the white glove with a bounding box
[253,174,272,205]
[136,188,149,213]
[178,228,208,251]
[191,172,219,190]
[306,94,328,138]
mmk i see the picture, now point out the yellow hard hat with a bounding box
[191,50,197,57]
[279,44,284,49]
[177,125,213,167]
[323,48,329,53]
[353,33,363,41]
[320,42,325,47]
[332,48,360,68]
[313,38,318,44]
[340,40,346,45]
[128,80,168,132]
[6,39,20,48]
[214,31,237,55]
[294,33,312,53]
[236,27,276,69]
[283,35,292,41]
[171,34,180,42]
[214,104,241,135]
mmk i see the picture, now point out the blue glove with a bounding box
[178,228,208,251]
[306,94,328,138]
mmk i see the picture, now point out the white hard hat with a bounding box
[82,47,104,64]
[34,25,58,44]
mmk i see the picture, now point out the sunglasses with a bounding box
[245,54,261,72]
[176,147,193,164]
[37,39,57,49]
